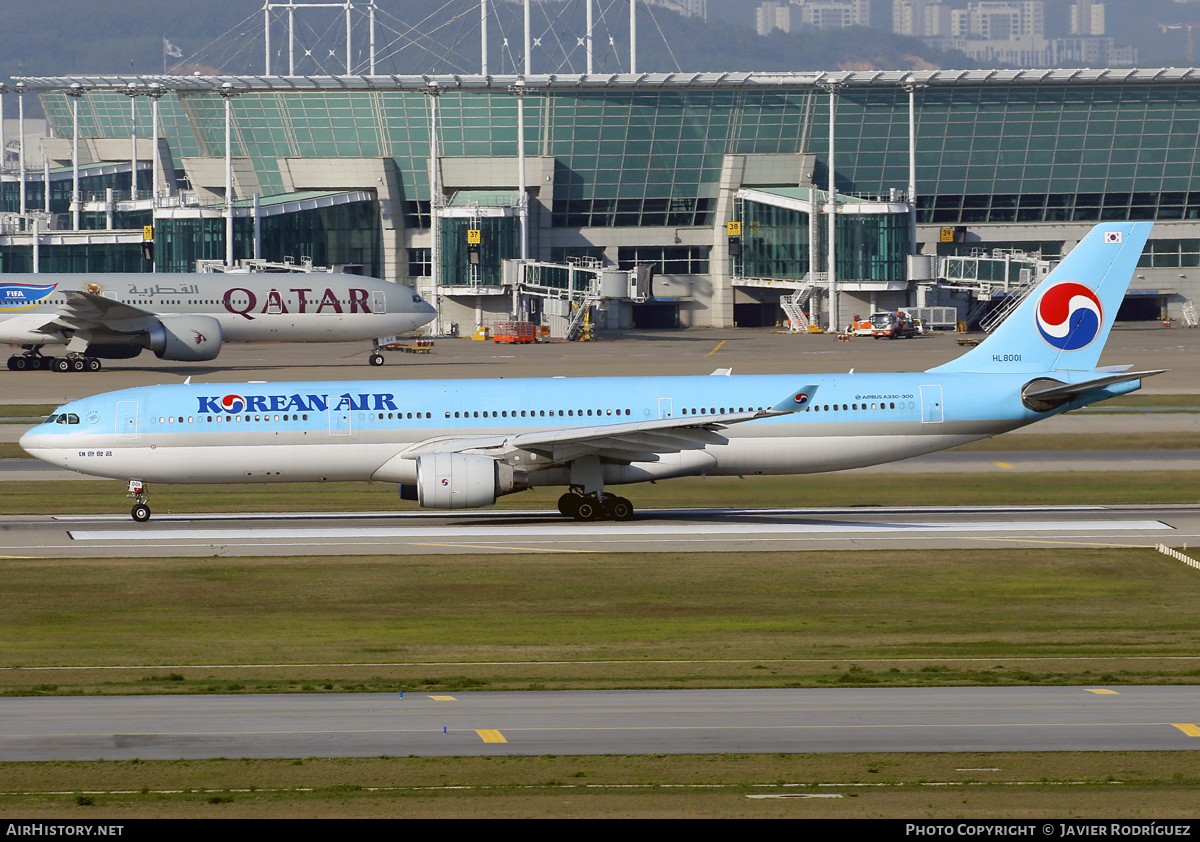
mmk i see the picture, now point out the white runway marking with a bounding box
[68,519,1173,542]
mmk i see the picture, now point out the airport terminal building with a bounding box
[3,68,1200,331]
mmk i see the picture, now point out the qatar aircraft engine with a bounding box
[1,272,437,371]
[21,223,1158,522]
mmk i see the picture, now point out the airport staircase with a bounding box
[780,285,814,333]
[977,268,1038,333]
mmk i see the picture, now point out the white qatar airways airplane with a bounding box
[21,222,1158,522]
[1,272,437,371]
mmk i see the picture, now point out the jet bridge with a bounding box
[502,257,649,340]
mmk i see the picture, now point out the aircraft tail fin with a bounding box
[929,222,1152,374]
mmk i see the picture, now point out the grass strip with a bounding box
[2,548,1197,692]
[0,753,1196,818]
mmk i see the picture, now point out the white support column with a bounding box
[254,193,262,259]
[0,84,6,179]
[903,76,925,258]
[289,1,296,75]
[148,83,164,206]
[42,152,49,214]
[369,1,376,74]
[17,81,26,218]
[524,0,532,75]
[480,0,488,75]
[630,0,637,74]
[66,83,85,230]
[345,0,352,74]
[823,82,840,334]
[427,81,442,335]
[586,0,594,74]
[265,2,272,74]
[219,82,239,267]
[124,82,139,202]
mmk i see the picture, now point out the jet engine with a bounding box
[143,315,223,361]
[414,452,515,509]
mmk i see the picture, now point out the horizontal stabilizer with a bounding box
[1021,370,1164,411]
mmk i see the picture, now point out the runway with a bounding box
[1,503,1193,557]
[1,686,1197,761]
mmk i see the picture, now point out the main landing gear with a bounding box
[127,480,151,522]
[7,350,101,372]
[557,489,634,521]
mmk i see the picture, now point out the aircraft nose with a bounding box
[18,428,48,456]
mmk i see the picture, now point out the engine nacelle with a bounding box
[143,315,223,361]
[415,452,514,509]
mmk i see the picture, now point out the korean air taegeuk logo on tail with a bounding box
[1035,282,1104,351]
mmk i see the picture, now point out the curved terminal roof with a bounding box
[12,67,1200,93]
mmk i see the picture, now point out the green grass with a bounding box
[0,753,1196,818]
[0,404,56,418]
[1098,394,1200,408]
[2,549,1197,693]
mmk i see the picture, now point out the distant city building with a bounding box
[892,0,953,37]
[1070,0,1105,36]
[757,1,793,35]
[956,0,1044,39]
[647,0,707,19]
[792,0,870,30]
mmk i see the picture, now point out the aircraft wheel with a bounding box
[131,504,151,523]
[609,497,633,521]
[573,499,599,522]
[368,352,385,366]
[557,493,580,518]
[70,357,86,372]
[86,358,102,372]
[27,356,43,371]
[6,357,17,371]
[52,358,71,373]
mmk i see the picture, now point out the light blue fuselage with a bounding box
[17,371,1136,488]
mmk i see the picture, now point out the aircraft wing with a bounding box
[396,385,818,466]
[42,290,158,335]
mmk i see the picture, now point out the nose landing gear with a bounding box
[127,480,151,522]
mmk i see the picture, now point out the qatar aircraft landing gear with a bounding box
[127,480,151,522]
[7,347,102,372]
[557,489,634,521]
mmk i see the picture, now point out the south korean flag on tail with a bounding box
[1104,231,1123,244]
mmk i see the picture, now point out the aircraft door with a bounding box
[115,401,139,440]
[329,408,352,436]
[920,385,944,423]
[372,291,387,314]
[658,398,673,419]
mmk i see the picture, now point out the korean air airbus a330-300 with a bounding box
[21,223,1159,522]
[1,271,437,372]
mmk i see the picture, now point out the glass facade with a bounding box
[0,169,151,214]
[439,216,519,286]
[738,199,908,283]
[739,203,810,281]
[34,81,1200,235]
[0,243,147,273]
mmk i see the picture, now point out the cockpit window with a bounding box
[45,414,58,424]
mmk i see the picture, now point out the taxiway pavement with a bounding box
[1,686,1197,761]
[1,504,1194,557]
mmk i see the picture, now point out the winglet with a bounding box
[772,385,819,412]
